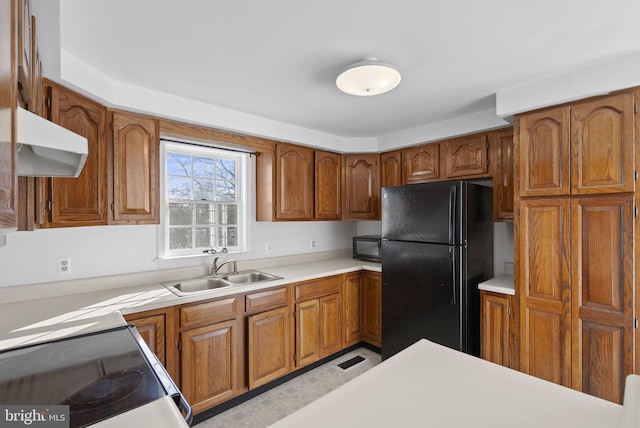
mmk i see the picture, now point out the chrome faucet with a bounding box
[211,257,238,276]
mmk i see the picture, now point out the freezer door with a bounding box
[382,182,461,245]
[381,240,462,360]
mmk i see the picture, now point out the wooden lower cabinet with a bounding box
[570,195,634,404]
[343,272,362,346]
[362,271,381,347]
[180,319,239,413]
[518,197,572,387]
[295,293,342,368]
[247,306,291,389]
[480,291,511,367]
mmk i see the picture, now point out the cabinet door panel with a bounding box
[344,154,380,220]
[295,299,319,367]
[444,134,488,178]
[362,272,382,347]
[314,150,341,219]
[112,111,159,224]
[519,198,571,387]
[480,291,510,367]
[248,306,291,389]
[0,0,17,231]
[571,93,634,194]
[45,83,108,226]
[343,272,362,346]
[125,313,165,365]
[319,294,341,358]
[276,144,314,219]
[380,150,402,187]
[571,195,633,403]
[494,129,514,220]
[181,320,237,413]
[518,107,570,196]
[403,144,439,184]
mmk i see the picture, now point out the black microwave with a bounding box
[352,235,381,262]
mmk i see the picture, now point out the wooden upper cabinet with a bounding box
[314,150,341,219]
[518,197,572,387]
[0,0,17,232]
[111,111,159,224]
[403,144,440,184]
[493,129,514,221]
[43,81,108,227]
[518,106,571,197]
[16,0,32,106]
[571,195,634,403]
[380,150,402,187]
[276,143,314,220]
[571,93,635,195]
[343,153,380,220]
[443,134,489,178]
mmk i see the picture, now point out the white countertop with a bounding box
[270,339,622,428]
[0,256,380,427]
[478,274,515,295]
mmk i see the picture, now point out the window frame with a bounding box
[158,139,249,259]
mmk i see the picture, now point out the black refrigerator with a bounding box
[381,181,493,360]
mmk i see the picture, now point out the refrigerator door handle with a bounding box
[448,186,457,245]
[449,246,456,305]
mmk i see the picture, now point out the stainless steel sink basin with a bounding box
[163,277,232,296]
[220,270,282,284]
[162,270,283,296]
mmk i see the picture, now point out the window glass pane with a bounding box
[196,204,214,225]
[169,203,193,225]
[170,227,193,250]
[215,159,236,180]
[193,156,215,178]
[217,204,237,225]
[193,178,214,200]
[227,227,238,246]
[215,180,236,201]
[168,177,192,200]
[195,227,211,248]
[167,153,192,176]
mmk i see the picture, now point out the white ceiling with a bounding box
[59,0,640,138]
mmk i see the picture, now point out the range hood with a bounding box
[16,107,88,177]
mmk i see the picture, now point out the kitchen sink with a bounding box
[162,270,283,296]
[163,277,232,296]
[220,270,282,284]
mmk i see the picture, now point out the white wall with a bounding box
[0,221,356,287]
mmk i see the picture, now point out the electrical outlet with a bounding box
[266,242,271,254]
[310,239,316,249]
[58,256,71,275]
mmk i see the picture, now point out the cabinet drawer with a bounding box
[245,287,289,313]
[295,275,341,302]
[180,297,237,329]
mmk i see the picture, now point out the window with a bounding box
[161,140,248,257]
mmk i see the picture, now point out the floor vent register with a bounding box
[337,355,365,370]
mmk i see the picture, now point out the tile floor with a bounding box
[194,347,381,428]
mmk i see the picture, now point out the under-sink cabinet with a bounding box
[124,270,381,416]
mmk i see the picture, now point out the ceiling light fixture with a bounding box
[336,58,401,96]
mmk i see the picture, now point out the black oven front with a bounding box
[0,325,192,427]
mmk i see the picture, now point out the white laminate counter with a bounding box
[270,339,622,428]
[0,256,380,428]
[478,274,514,295]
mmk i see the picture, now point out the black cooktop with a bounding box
[0,326,169,427]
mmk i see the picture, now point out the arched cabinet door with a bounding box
[344,153,380,220]
[275,143,314,220]
[571,93,634,195]
[44,81,108,227]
